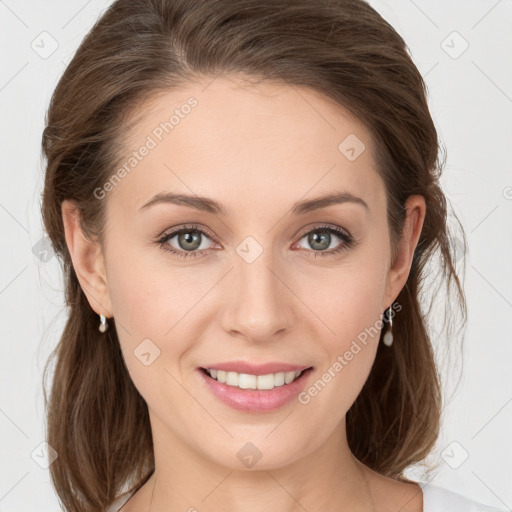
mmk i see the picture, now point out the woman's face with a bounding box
[97,75,423,469]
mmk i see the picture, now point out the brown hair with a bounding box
[41,0,467,510]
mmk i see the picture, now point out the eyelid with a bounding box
[159,222,351,242]
[295,222,351,240]
[157,222,217,240]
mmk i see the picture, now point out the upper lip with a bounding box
[199,361,313,376]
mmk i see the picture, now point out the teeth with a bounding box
[205,369,304,390]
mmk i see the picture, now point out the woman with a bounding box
[40,0,505,511]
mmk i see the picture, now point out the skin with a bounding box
[62,75,426,512]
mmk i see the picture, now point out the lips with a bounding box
[198,366,315,412]
[199,361,313,376]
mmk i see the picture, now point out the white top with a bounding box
[418,481,507,511]
[107,481,508,512]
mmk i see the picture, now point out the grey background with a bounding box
[0,0,511,510]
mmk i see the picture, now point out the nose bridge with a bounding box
[222,241,293,340]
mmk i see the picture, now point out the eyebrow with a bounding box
[139,191,368,216]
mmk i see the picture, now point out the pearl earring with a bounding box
[99,314,108,333]
[382,306,393,347]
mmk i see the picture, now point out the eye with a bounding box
[294,224,355,257]
[157,225,216,259]
[156,223,355,260]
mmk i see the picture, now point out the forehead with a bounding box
[108,75,384,218]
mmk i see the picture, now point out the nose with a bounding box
[220,249,295,343]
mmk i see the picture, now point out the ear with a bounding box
[61,199,113,318]
[383,194,426,310]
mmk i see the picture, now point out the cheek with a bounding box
[105,247,213,394]
[294,254,386,407]
[106,240,209,336]
[296,255,387,346]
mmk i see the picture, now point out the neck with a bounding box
[142,420,375,512]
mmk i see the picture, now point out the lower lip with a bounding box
[197,367,314,412]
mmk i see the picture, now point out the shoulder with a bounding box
[419,482,508,512]
[106,490,134,512]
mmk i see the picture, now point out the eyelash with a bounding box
[156,223,355,260]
